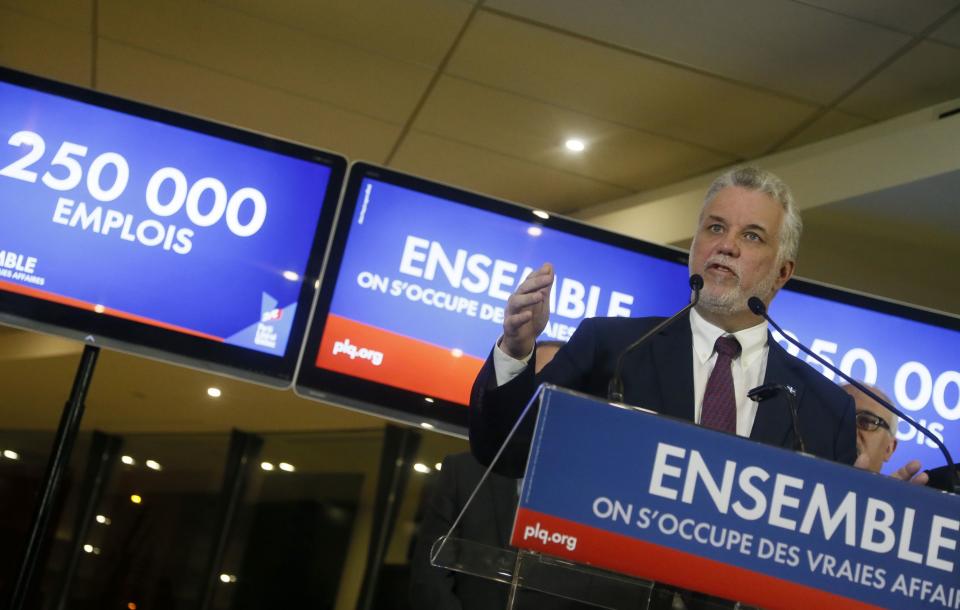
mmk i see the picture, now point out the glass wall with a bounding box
[0,325,474,610]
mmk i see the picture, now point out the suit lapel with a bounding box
[750,335,806,448]
[650,312,696,422]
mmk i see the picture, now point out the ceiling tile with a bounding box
[0,7,92,86]
[415,76,734,190]
[777,109,874,150]
[931,8,960,46]
[838,41,960,119]
[797,0,959,34]
[483,0,910,104]
[98,0,433,124]
[390,131,632,212]
[447,11,818,157]
[208,0,475,67]
[97,41,401,162]
[0,0,94,30]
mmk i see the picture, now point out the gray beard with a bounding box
[697,269,778,317]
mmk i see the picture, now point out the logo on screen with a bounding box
[332,338,383,367]
[255,292,281,349]
[0,248,45,286]
[261,308,283,322]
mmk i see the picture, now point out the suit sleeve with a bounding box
[409,457,465,610]
[834,392,858,465]
[469,319,601,477]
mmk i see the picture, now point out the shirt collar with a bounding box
[690,307,768,367]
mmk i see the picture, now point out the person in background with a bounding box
[844,383,929,485]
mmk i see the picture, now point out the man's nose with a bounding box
[716,233,739,256]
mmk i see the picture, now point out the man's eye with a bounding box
[745,231,761,241]
[708,224,723,233]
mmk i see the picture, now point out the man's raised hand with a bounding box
[501,263,554,359]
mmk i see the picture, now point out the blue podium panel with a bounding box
[512,386,960,610]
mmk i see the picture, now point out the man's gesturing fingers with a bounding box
[501,263,554,359]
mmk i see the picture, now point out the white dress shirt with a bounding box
[491,309,771,437]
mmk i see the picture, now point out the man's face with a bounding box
[844,386,898,473]
[689,186,794,328]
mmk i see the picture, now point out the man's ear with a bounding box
[775,260,795,290]
[884,438,898,463]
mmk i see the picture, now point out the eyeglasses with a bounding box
[855,411,891,433]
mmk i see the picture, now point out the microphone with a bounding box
[748,382,805,453]
[607,275,703,403]
[748,297,959,494]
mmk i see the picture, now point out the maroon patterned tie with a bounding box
[700,335,742,434]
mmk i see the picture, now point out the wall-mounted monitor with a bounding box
[296,163,693,428]
[297,163,960,476]
[0,67,346,387]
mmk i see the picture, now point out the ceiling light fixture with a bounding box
[413,463,431,474]
[207,387,222,398]
[564,138,586,152]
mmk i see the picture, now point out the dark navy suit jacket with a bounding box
[470,314,858,478]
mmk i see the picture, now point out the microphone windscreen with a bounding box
[689,274,704,291]
[748,297,766,316]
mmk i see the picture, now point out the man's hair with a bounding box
[842,383,899,432]
[702,166,803,265]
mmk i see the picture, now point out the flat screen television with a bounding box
[0,67,346,387]
[297,163,960,476]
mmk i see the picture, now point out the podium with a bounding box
[429,386,960,610]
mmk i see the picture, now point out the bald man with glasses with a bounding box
[843,384,929,485]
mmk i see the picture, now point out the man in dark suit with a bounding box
[470,166,857,477]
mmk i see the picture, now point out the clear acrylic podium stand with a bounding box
[428,386,759,610]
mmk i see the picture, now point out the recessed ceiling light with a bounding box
[145,460,162,471]
[533,210,550,220]
[130,494,142,504]
[420,422,434,430]
[207,387,222,398]
[282,270,299,281]
[413,463,431,474]
[121,455,136,466]
[94,304,105,313]
[450,348,463,358]
[2,449,19,460]
[527,226,543,237]
[279,462,295,472]
[564,138,586,152]
[435,462,443,471]
[424,397,434,403]
[260,462,274,471]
